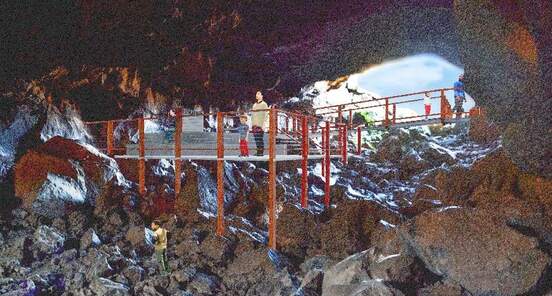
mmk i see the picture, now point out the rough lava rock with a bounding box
[400,207,551,295]
[14,136,127,217]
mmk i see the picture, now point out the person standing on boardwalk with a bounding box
[453,74,467,118]
[251,91,269,156]
[151,219,170,275]
[237,114,250,157]
[423,92,431,119]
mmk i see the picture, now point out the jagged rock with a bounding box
[321,250,405,296]
[187,272,220,295]
[89,277,130,296]
[468,111,500,145]
[200,233,235,267]
[80,249,114,280]
[0,278,36,296]
[34,225,65,257]
[421,146,456,167]
[122,266,145,285]
[400,207,551,295]
[13,136,127,218]
[80,228,102,250]
[277,205,319,261]
[67,210,91,238]
[374,135,404,164]
[65,272,86,291]
[125,226,150,255]
[398,152,431,180]
[417,281,463,296]
[222,246,292,296]
[319,200,398,259]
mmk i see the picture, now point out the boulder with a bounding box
[319,200,399,259]
[34,225,65,257]
[80,228,102,250]
[468,110,500,145]
[126,226,148,250]
[321,250,405,296]
[374,135,404,164]
[13,136,127,218]
[222,246,294,296]
[400,207,551,295]
[276,205,319,262]
[89,277,130,296]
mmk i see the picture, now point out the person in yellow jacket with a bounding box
[251,91,269,156]
[151,219,170,274]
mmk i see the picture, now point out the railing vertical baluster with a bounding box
[174,108,182,197]
[357,126,362,155]
[392,103,396,125]
[301,116,309,209]
[138,118,146,196]
[216,112,225,236]
[385,98,389,128]
[321,124,326,178]
[324,121,331,209]
[342,124,347,164]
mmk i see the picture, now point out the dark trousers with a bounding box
[454,96,465,118]
[252,126,264,156]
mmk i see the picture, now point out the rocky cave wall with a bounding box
[0,0,550,176]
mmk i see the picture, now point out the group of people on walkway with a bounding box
[423,73,467,119]
[161,90,270,157]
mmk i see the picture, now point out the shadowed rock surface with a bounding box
[0,0,550,175]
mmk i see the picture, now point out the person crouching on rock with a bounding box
[238,114,250,157]
[151,219,170,275]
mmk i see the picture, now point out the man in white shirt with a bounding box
[250,91,269,156]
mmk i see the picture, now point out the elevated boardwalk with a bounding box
[84,87,480,251]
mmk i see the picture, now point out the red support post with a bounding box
[384,98,389,128]
[174,108,182,197]
[324,121,331,209]
[138,118,146,196]
[301,116,309,209]
[216,112,225,236]
[106,120,113,156]
[338,106,343,124]
[440,89,446,124]
[342,124,348,164]
[392,103,396,125]
[268,107,277,250]
[321,125,326,178]
[357,126,362,155]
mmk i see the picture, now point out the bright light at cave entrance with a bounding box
[310,53,475,119]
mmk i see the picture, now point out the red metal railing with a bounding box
[83,88,480,251]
